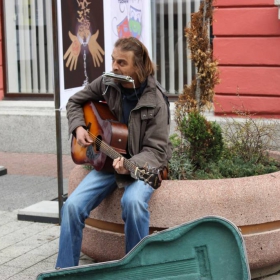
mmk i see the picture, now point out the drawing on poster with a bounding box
[62,0,105,88]
[112,0,143,41]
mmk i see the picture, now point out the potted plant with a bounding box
[170,0,279,181]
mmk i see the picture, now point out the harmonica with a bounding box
[102,72,134,83]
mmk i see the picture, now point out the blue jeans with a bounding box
[55,169,154,268]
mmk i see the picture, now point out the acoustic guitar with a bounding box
[71,101,167,189]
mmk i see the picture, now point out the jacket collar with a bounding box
[136,76,157,108]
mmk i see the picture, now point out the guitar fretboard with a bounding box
[88,131,138,176]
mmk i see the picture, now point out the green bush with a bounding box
[168,134,280,180]
[222,115,280,164]
[168,134,193,180]
[179,111,223,169]
[169,0,280,181]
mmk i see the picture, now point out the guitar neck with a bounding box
[89,132,138,175]
[100,142,137,173]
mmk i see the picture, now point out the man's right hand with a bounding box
[75,126,93,147]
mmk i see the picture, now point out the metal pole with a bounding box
[52,0,64,224]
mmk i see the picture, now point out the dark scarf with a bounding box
[120,79,147,125]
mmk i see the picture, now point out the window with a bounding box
[1,0,206,98]
[151,0,202,95]
[2,0,54,96]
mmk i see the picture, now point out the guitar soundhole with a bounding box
[95,135,102,151]
[86,145,99,161]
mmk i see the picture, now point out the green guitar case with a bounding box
[37,216,251,280]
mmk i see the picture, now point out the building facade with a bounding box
[213,0,280,118]
[0,0,280,118]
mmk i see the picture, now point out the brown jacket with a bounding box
[66,75,172,175]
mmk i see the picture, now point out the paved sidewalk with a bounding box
[0,210,94,280]
[0,152,75,212]
[0,152,280,279]
[0,152,94,279]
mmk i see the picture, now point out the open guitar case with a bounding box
[37,216,251,280]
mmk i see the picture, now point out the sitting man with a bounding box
[56,37,172,268]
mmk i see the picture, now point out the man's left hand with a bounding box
[113,157,129,175]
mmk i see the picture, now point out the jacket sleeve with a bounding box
[129,97,172,169]
[66,76,104,136]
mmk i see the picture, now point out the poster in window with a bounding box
[58,0,105,108]
[103,0,151,71]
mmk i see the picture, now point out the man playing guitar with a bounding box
[56,37,172,268]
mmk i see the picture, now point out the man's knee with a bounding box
[121,195,147,215]
[62,198,85,222]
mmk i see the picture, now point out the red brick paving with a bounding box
[0,152,76,178]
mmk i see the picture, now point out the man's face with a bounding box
[111,47,139,88]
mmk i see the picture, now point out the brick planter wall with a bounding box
[69,152,280,279]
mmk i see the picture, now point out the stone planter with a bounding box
[68,151,280,279]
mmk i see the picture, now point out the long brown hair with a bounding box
[114,37,155,83]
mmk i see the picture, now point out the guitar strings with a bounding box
[85,129,161,188]
[86,130,136,173]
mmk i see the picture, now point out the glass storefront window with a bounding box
[151,0,202,95]
[3,0,54,95]
[1,0,206,97]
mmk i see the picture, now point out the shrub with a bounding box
[169,139,280,180]
[179,111,223,169]
[222,111,280,164]
[169,0,280,180]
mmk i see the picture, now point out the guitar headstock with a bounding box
[136,166,167,189]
